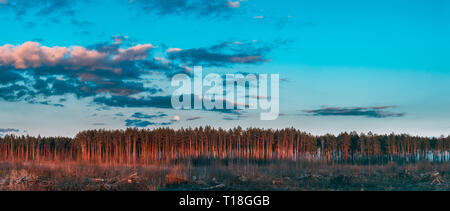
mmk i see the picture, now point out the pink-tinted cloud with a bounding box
[166,48,183,53]
[227,0,240,8]
[0,42,155,70]
[69,46,108,68]
[229,56,262,63]
[0,42,69,69]
[113,35,129,44]
[113,44,155,62]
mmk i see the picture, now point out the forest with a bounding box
[1,127,449,165]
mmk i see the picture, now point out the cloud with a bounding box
[130,0,244,18]
[0,84,29,102]
[0,38,277,114]
[131,112,168,119]
[166,48,183,53]
[112,35,129,45]
[0,70,23,84]
[0,39,167,104]
[92,123,106,126]
[93,95,173,108]
[30,100,64,107]
[71,18,92,27]
[0,128,19,133]
[303,106,405,118]
[186,116,202,121]
[2,0,77,20]
[114,113,124,117]
[227,0,240,8]
[125,119,176,127]
[0,41,152,71]
[0,42,70,69]
[167,41,275,67]
[113,44,155,62]
[0,40,157,72]
[93,94,246,116]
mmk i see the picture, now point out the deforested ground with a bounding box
[0,160,448,191]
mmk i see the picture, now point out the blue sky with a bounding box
[0,0,449,137]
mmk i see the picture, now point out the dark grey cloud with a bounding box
[1,0,77,20]
[0,38,277,115]
[132,112,168,119]
[125,111,174,127]
[303,106,405,118]
[0,70,23,84]
[125,119,175,127]
[35,0,75,16]
[222,114,246,121]
[0,84,30,102]
[130,0,244,18]
[168,41,274,67]
[0,128,20,133]
[93,94,211,109]
[30,100,64,107]
[115,112,125,117]
[32,38,44,42]
[92,123,107,126]
[186,116,202,121]
[94,95,173,108]
[93,94,247,117]
[71,18,92,27]
[223,116,239,120]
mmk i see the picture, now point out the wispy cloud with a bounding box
[303,106,405,118]
[167,41,275,67]
[0,128,20,136]
[1,0,77,20]
[93,95,173,109]
[129,0,244,18]
[0,128,19,133]
[92,123,106,126]
[131,112,168,119]
[93,94,246,115]
[125,119,176,127]
[186,116,202,121]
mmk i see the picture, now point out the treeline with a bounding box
[0,127,449,164]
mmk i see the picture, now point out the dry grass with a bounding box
[0,160,448,191]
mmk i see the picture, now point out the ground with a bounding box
[0,161,448,191]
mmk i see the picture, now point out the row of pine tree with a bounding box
[0,127,448,164]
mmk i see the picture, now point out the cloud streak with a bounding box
[0,128,20,133]
[303,106,405,118]
[130,0,244,18]
[186,116,202,121]
[167,41,274,67]
[131,112,168,119]
[1,0,77,20]
[125,119,176,127]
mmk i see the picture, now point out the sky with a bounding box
[0,0,449,137]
